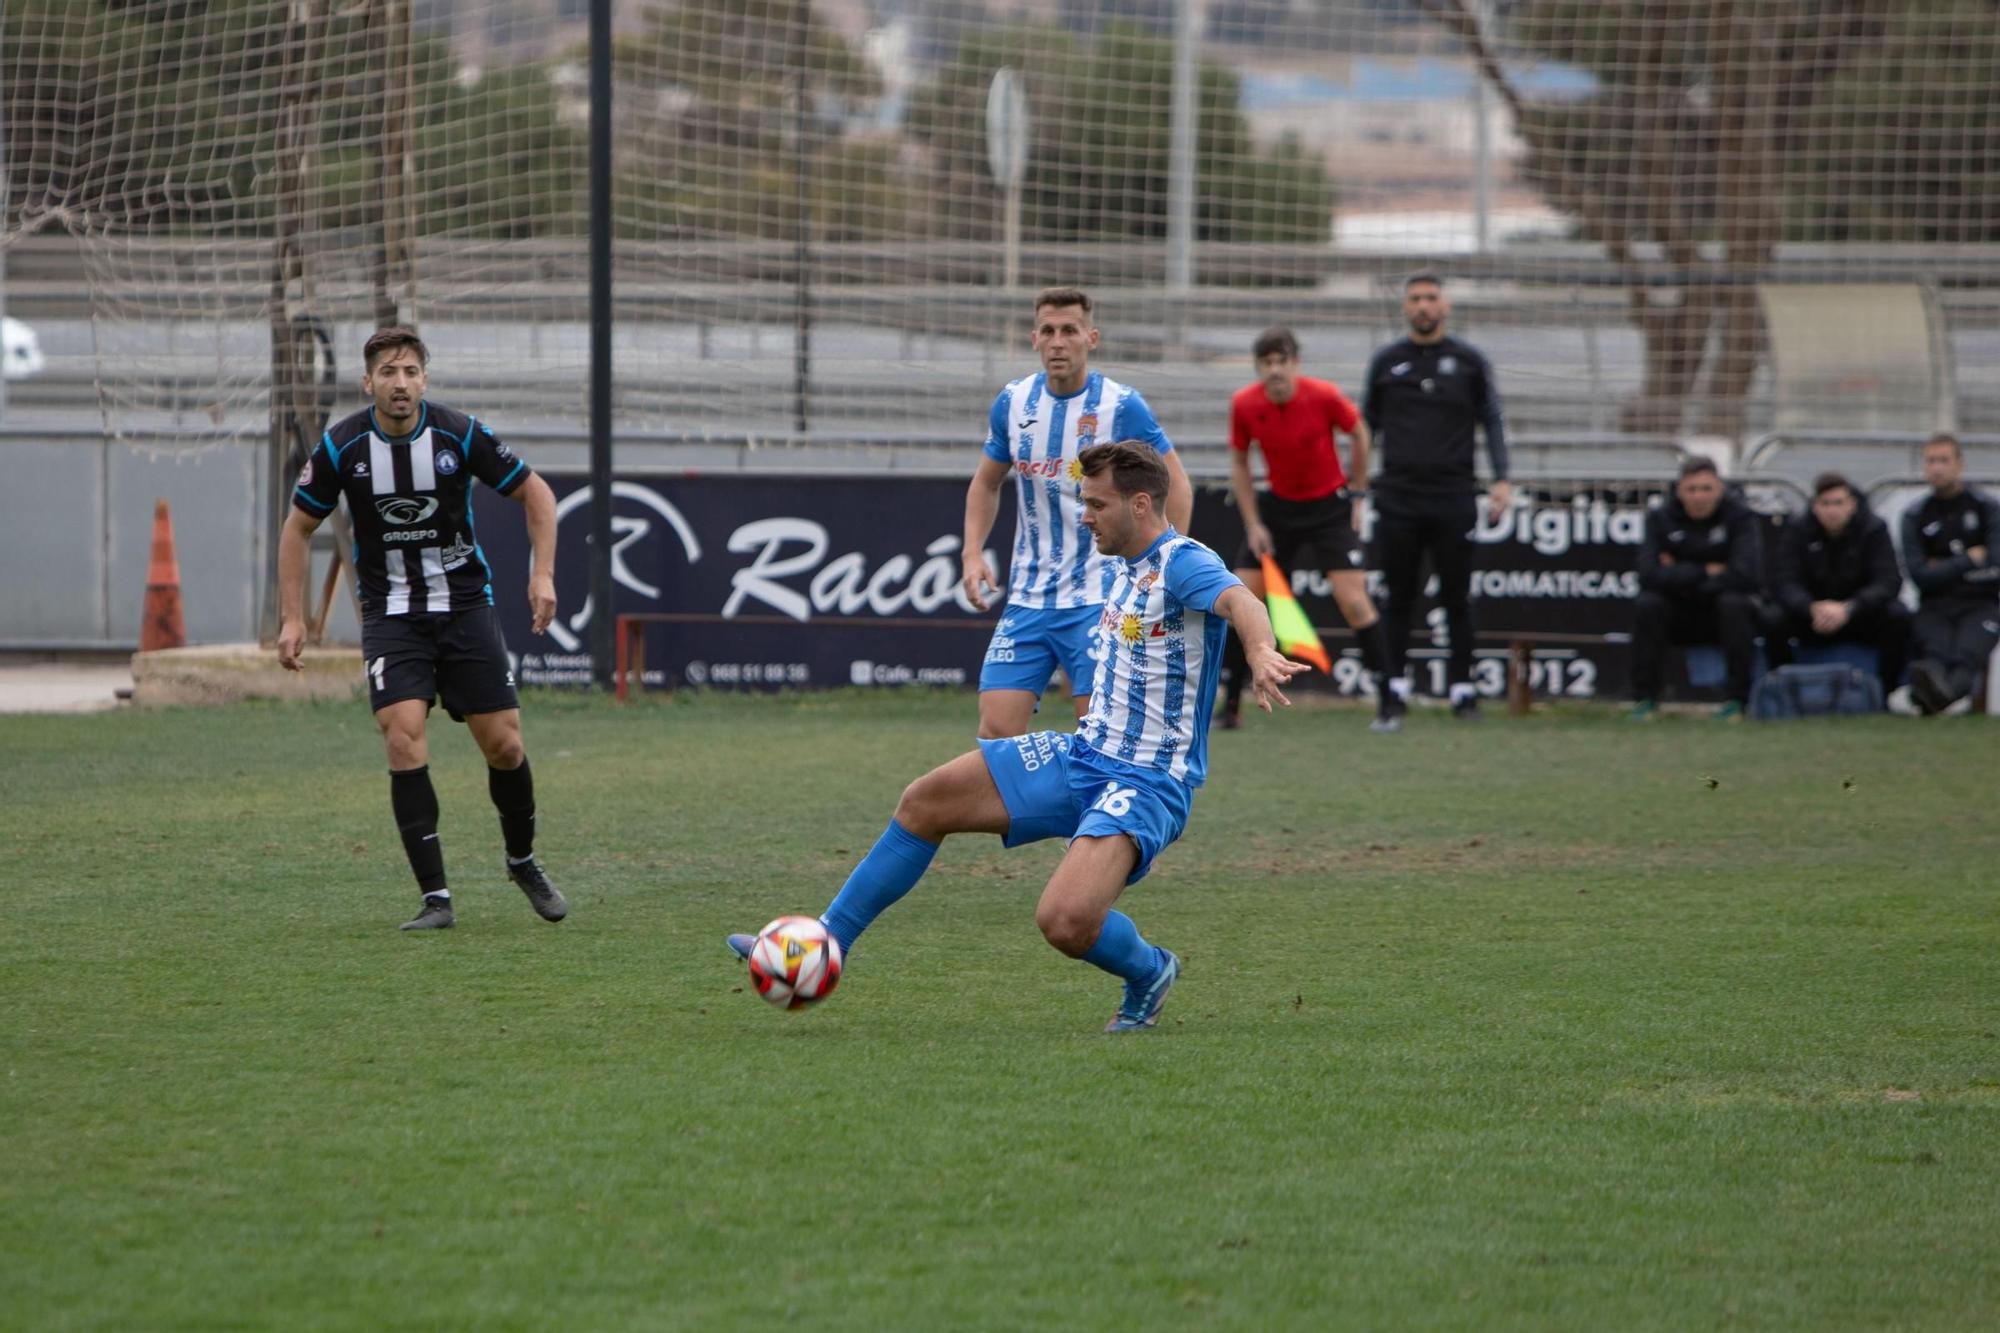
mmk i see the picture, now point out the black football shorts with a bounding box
[361,605,519,721]
[1234,489,1366,574]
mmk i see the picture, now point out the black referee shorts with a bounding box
[1233,489,1366,573]
[361,605,520,721]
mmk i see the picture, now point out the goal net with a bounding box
[5,1,1998,464]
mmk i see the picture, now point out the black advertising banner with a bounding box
[1194,480,1671,701]
[474,473,1012,692]
[475,473,1689,700]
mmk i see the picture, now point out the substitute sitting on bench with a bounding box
[1761,472,1908,699]
[1630,457,1763,721]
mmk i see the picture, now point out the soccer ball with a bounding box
[747,915,844,1010]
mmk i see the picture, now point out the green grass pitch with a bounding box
[3,692,1996,1330]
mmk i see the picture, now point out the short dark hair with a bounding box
[1926,431,1962,458]
[364,326,429,372]
[1034,287,1092,319]
[1078,440,1169,507]
[1252,327,1300,361]
[1678,456,1720,481]
[1404,270,1443,291]
[1811,472,1858,500]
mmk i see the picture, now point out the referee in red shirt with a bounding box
[1220,328,1397,730]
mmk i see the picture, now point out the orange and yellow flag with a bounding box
[1258,555,1331,673]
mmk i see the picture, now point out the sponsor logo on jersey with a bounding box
[383,529,440,542]
[436,449,460,476]
[1015,458,1072,478]
[376,496,440,525]
[439,535,476,572]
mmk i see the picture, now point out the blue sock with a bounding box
[1080,910,1160,983]
[820,820,939,953]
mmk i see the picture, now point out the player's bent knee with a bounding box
[383,734,427,768]
[1034,901,1100,957]
[484,739,526,769]
[892,777,948,840]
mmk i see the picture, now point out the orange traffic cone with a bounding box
[140,499,187,652]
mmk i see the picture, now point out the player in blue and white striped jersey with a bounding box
[728,442,1302,1032]
[961,288,1193,739]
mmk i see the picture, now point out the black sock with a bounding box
[1354,617,1390,680]
[1222,627,1248,710]
[488,757,537,860]
[389,766,447,895]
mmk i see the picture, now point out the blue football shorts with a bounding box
[976,731,1193,886]
[978,604,1104,697]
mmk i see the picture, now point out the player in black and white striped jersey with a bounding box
[276,327,568,932]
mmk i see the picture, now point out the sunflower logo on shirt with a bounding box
[1119,614,1144,643]
[1067,458,1085,482]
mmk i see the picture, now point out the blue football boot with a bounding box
[1105,948,1180,1033]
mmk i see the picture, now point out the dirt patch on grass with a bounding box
[1205,836,1618,880]
[1604,1082,2000,1109]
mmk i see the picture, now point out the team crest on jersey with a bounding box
[436,449,460,476]
[1076,412,1098,447]
[354,460,369,477]
[1439,356,1457,374]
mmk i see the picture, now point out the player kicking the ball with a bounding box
[728,441,1304,1031]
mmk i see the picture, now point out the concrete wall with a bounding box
[0,434,319,647]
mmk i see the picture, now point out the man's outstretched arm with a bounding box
[1213,584,1307,713]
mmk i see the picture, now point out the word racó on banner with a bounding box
[541,480,1000,632]
[722,520,996,621]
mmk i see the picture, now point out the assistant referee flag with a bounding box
[1259,555,1331,673]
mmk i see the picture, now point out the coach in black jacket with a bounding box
[1900,432,2000,714]
[1362,271,1509,723]
[1630,457,1762,718]
[1762,473,1908,694]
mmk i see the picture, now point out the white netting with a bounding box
[5,1,1998,464]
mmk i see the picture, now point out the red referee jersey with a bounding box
[1229,375,1360,502]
